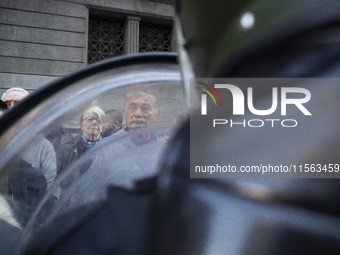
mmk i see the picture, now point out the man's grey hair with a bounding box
[2,87,29,100]
[125,91,158,114]
[126,91,157,102]
[80,105,106,123]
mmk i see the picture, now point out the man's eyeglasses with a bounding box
[83,116,103,124]
[127,103,152,113]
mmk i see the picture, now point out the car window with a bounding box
[0,53,188,252]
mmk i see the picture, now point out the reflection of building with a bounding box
[0,0,175,95]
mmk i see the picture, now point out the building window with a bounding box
[88,16,124,64]
[88,15,173,64]
[139,22,172,53]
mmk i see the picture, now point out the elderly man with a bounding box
[2,87,29,108]
[120,92,160,144]
[102,109,123,138]
[125,92,158,130]
[2,87,56,190]
[1,87,58,204]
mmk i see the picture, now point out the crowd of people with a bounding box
[0,87,172,254]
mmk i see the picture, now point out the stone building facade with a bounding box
[0,0,175,95]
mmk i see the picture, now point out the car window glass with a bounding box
[0,54,187,252]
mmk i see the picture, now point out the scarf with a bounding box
[79,134,102,150]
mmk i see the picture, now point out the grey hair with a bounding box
[125,91,158,114]
[2,87,29,100]
[126,91,157,102]
[80,105,106,123]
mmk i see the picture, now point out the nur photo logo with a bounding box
[195,79,312,128]
[196,82,223,115]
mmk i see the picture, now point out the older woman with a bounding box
[56,106,105,189]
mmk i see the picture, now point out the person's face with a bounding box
[3,90,28,108]
[125,95,157,130]
[102,115,116,134]
[81,112,103,141]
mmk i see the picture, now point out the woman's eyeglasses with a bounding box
[83,116,103,124]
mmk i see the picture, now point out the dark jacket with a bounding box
[56,135,95,190]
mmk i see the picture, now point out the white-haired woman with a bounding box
[56,106,105,190]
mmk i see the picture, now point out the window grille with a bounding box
[139,23,172,53]
[88,16,124,64]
